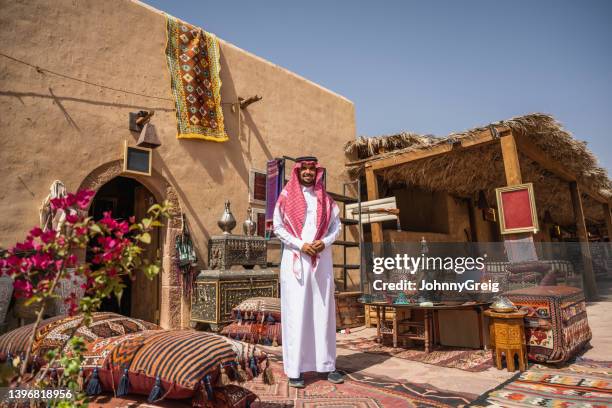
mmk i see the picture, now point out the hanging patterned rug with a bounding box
[469,359,612,407]
[165,14,228,142]
[242,354,475,408]
[336,336,494,372]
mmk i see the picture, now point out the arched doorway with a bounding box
[88,176,161,324]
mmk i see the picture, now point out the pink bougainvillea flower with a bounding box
[67,254,77,266]
[29,227,43,238]
[40,230,56,244]
[15,239,35,253]
[50,197,65,210]
[30,253,53,270]
[76,190,95,209]
[13,279,34,298]
[74,226,88,236]
[65,214,79,224]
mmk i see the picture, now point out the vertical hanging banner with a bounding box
[265,159,285,239]
[165,15,228,142]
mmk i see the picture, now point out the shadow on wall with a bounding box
[182,46,254,186]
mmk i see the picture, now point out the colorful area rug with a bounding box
[243,354,475,407]
[469,359,612,407]
[165,14,227,142]
[336,336,494,372]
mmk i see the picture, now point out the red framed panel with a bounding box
[495,183,539,234]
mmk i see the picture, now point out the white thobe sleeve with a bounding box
[273,205,304,251]
[321,205,341,249]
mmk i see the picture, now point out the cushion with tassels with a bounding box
[0,312,160,365]
[221,321,281,346]
[103,330,273,402]
[230,297,281,323]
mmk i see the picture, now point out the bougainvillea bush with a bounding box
[0,189,170,405]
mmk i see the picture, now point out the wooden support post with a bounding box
[467,198,479,243]
[603,203,612,242]
[569,182,598,300]
[499,132,534,243]
[365,167,383,243]
[500,133,522,185]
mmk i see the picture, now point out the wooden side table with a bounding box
[484,309,528,372]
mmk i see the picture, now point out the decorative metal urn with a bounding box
[242,206,257,236]
[491,296,517,313]
[217,200,236,235]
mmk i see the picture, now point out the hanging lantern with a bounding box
[136,123,162,149]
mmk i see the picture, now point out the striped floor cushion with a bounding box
[231,297,281,322]
[104,330,271,401]
[221,321,282,346]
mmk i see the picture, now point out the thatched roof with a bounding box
[345,113,611,226]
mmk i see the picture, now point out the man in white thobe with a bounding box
[273,157,343,388]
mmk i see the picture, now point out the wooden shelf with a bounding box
[340,217,358,225]
[328,192,358,204]
[334,240,359,247]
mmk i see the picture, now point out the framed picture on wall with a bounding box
[495,183,539,234]
[249,169,267,206]
[123,141,152,176]
[251,207,266,237]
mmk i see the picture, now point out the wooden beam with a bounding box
[514,134,608,204]
[366,127,509,171]
[365,167,383,244]
[569,181,598,300]
[500,133,522,185]
[369,143,453,171]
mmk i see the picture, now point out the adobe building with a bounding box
[0,0,356,328]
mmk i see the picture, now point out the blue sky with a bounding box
[143,0,612,171]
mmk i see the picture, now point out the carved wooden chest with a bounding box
[191,268,279,331]
[208,235,267,270]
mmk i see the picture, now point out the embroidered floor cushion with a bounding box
[505,286,592,364]
[105,330,271,401]
[0,313,160,363]
[32,312,160,356]
[0,315,65,361]
[221,321,281,346]
[231,297,281,322]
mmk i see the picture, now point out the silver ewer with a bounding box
[218,200,236,234]
[243,206,257,236]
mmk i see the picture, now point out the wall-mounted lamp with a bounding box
[129,110,155,132]
[129,111,161,149]
[136,123,161,149]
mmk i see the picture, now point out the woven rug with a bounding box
[336,336,494,372]
[243,354,475,407]
[165,14,227,142]
[469,359,612,407]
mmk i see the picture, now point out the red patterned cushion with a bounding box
[231,297,281,322]
[32,312,160,357]
[0,315,65,361]
[221,321,282,346]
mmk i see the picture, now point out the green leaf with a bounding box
[139,232,151,244]
[89,224,102,234]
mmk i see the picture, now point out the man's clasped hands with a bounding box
[301,240,325,256]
